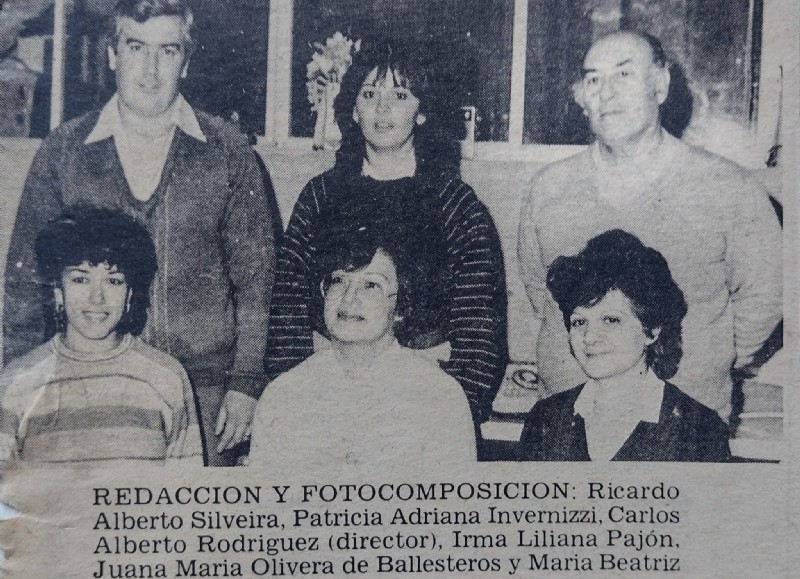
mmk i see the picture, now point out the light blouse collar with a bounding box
[575,368,664,425]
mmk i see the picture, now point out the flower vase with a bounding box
[322,81,341,150]
[312,90,326,150]
[312,81,342,151]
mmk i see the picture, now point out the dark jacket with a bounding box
[517,382,731,462]
[3,107,275,398]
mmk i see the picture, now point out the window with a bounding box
[268,0,770,161]
[182,0,270,136]
[38,0,776,162]
[18,0,269,138]
[289,0,514,142]
[523,0,593,144]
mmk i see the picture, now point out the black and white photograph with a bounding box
[0,0,795,577]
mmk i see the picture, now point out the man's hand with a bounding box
[215,390,258,453]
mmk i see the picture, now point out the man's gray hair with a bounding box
[631,30,668,67]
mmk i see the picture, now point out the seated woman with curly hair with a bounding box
[0,205,202,466]
[250,219,475,473]
[517,229,730,462]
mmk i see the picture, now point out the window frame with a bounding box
[47,0,782,164]
[49,0,69,131]
[262,0,589,161]
[260,0,781,164]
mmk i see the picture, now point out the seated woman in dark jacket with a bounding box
[517,229,731,462]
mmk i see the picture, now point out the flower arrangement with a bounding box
[306,32,361,112]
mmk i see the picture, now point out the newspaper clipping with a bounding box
[0,0,796,577]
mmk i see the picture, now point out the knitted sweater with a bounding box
[518,134,782,417]
[265,170,508,422]
[3,103,276,397]
[0,335,202,465]
[251,341,476,473]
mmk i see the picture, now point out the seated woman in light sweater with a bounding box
[517,229,731,462]
[250,221,476,474]
[0,205,202,466]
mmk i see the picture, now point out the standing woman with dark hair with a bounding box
[266,39,508,426]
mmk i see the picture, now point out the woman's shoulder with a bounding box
[298,170,333,198]
[0,342,58,389]
[309,167,338,184]
[662,383,727,425]
[404,174,488,234]
[541,384,584,406]
[387,347,472,421]
[265,350,336,394]
[296,167,343,198]
[661,382,731,461]
[423,172,473,195]
[285,171,340,228]
[424,173,494,218]
[389,344,444,370]
[389,346,460,390]
[517,385,584,459]
[127,339,189,382]
[526,385,584,422]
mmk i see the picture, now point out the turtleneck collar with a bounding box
[52,333,133,363]
[361,150,416,180]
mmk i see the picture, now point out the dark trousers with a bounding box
[186,368,239,467]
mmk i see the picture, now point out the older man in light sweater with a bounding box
[518,31,782,420]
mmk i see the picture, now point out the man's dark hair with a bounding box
[35,204,158,336]
[110,0,195,56]
[546,229,687,380]
[310,213,447,345]
[333,37,465,178]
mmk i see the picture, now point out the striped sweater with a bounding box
[0,335,203,465]
[265,171,508,422]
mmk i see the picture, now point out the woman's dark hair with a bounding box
[310,212,447,345]
[546,229,687,380]
[334,37,465,178]
[35,204,158,336]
